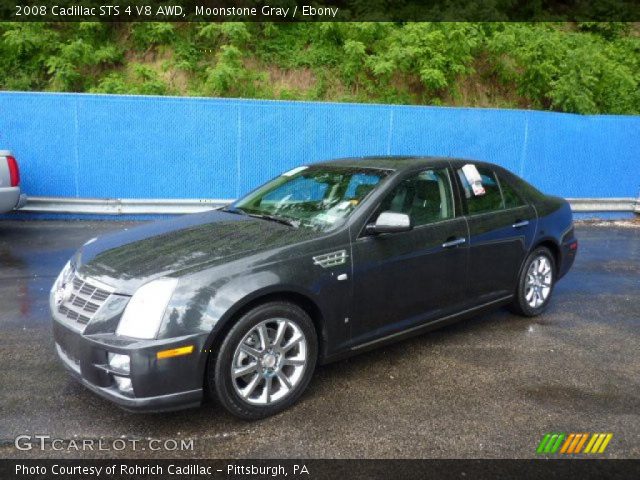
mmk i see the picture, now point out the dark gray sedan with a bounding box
[51,157,577,419]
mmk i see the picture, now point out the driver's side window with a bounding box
[375,168,454,226]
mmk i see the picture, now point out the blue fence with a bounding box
[1,91,638,200]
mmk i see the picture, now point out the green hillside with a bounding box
[1,22,639,114]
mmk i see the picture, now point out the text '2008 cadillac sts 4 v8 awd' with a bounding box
[51,157,577,419]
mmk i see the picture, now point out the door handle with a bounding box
[442,237,466,248]
[512,220,529,228]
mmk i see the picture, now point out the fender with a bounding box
[196,276,330,379]
[515,235,561,285]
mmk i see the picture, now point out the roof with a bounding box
[314,156,491,171]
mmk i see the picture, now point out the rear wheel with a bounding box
[208,301,317,420]
[510,246,556,317]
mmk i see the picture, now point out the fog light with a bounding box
[108,353,130,374]
[113,375,133,395]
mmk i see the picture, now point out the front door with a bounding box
[350,167,469,346]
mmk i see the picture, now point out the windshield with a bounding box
[229,165,390,232]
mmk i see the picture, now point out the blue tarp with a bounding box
[1,91,638,200]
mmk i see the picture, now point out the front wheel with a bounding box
[510,247,556,317]
[209,301,317,420]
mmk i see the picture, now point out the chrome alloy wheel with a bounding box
[525,255,553,308]
[231,318,308,405]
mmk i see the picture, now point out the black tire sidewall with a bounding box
[515,247,556,317]
[211,301,318,420]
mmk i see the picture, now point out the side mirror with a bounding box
[366,211,413,235]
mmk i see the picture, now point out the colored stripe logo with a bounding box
[536,433,612,454]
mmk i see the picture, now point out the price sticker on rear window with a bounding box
[461,164,486,196]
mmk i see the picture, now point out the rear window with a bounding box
[498,175,525,209]
[502,171,545,202]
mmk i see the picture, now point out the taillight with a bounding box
[7,155,20,187]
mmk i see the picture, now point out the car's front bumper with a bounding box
[53,319,208,413]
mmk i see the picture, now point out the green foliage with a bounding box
[0,23,60,90]
[204,44,266,97]
[90,65,168,95]
[577,22,631,40]
[488,23,640,114]
[368,23,481,96]
[0,23,122,91]
[131,23,176,48]
[0,22,638,114]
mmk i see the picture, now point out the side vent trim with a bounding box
[313,250,348,268]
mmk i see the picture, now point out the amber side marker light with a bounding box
[157,345,195,359]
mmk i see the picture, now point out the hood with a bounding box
[77,210,320,294]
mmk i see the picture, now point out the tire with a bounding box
[208,301,318,420]
[510,246,556,317]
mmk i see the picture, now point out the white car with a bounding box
[0,150,26,213]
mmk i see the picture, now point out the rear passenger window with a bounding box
[457,166,503,214]
[498,175,525,209]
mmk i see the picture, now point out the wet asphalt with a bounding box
[0,220,638,459]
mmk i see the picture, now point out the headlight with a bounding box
[51,261,73,299]
[116,278,178,339]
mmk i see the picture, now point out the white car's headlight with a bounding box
[116,278,178,339]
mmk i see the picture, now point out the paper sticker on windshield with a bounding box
[282,166,308,177]
[461,164,486,196]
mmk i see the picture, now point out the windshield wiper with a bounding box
[222,206,297,227]
[246,213,298,228]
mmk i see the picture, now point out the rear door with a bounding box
[455,164,537,302]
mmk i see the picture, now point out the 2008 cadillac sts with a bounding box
[51,157,577,419]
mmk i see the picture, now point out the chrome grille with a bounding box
[57,275,112,326]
